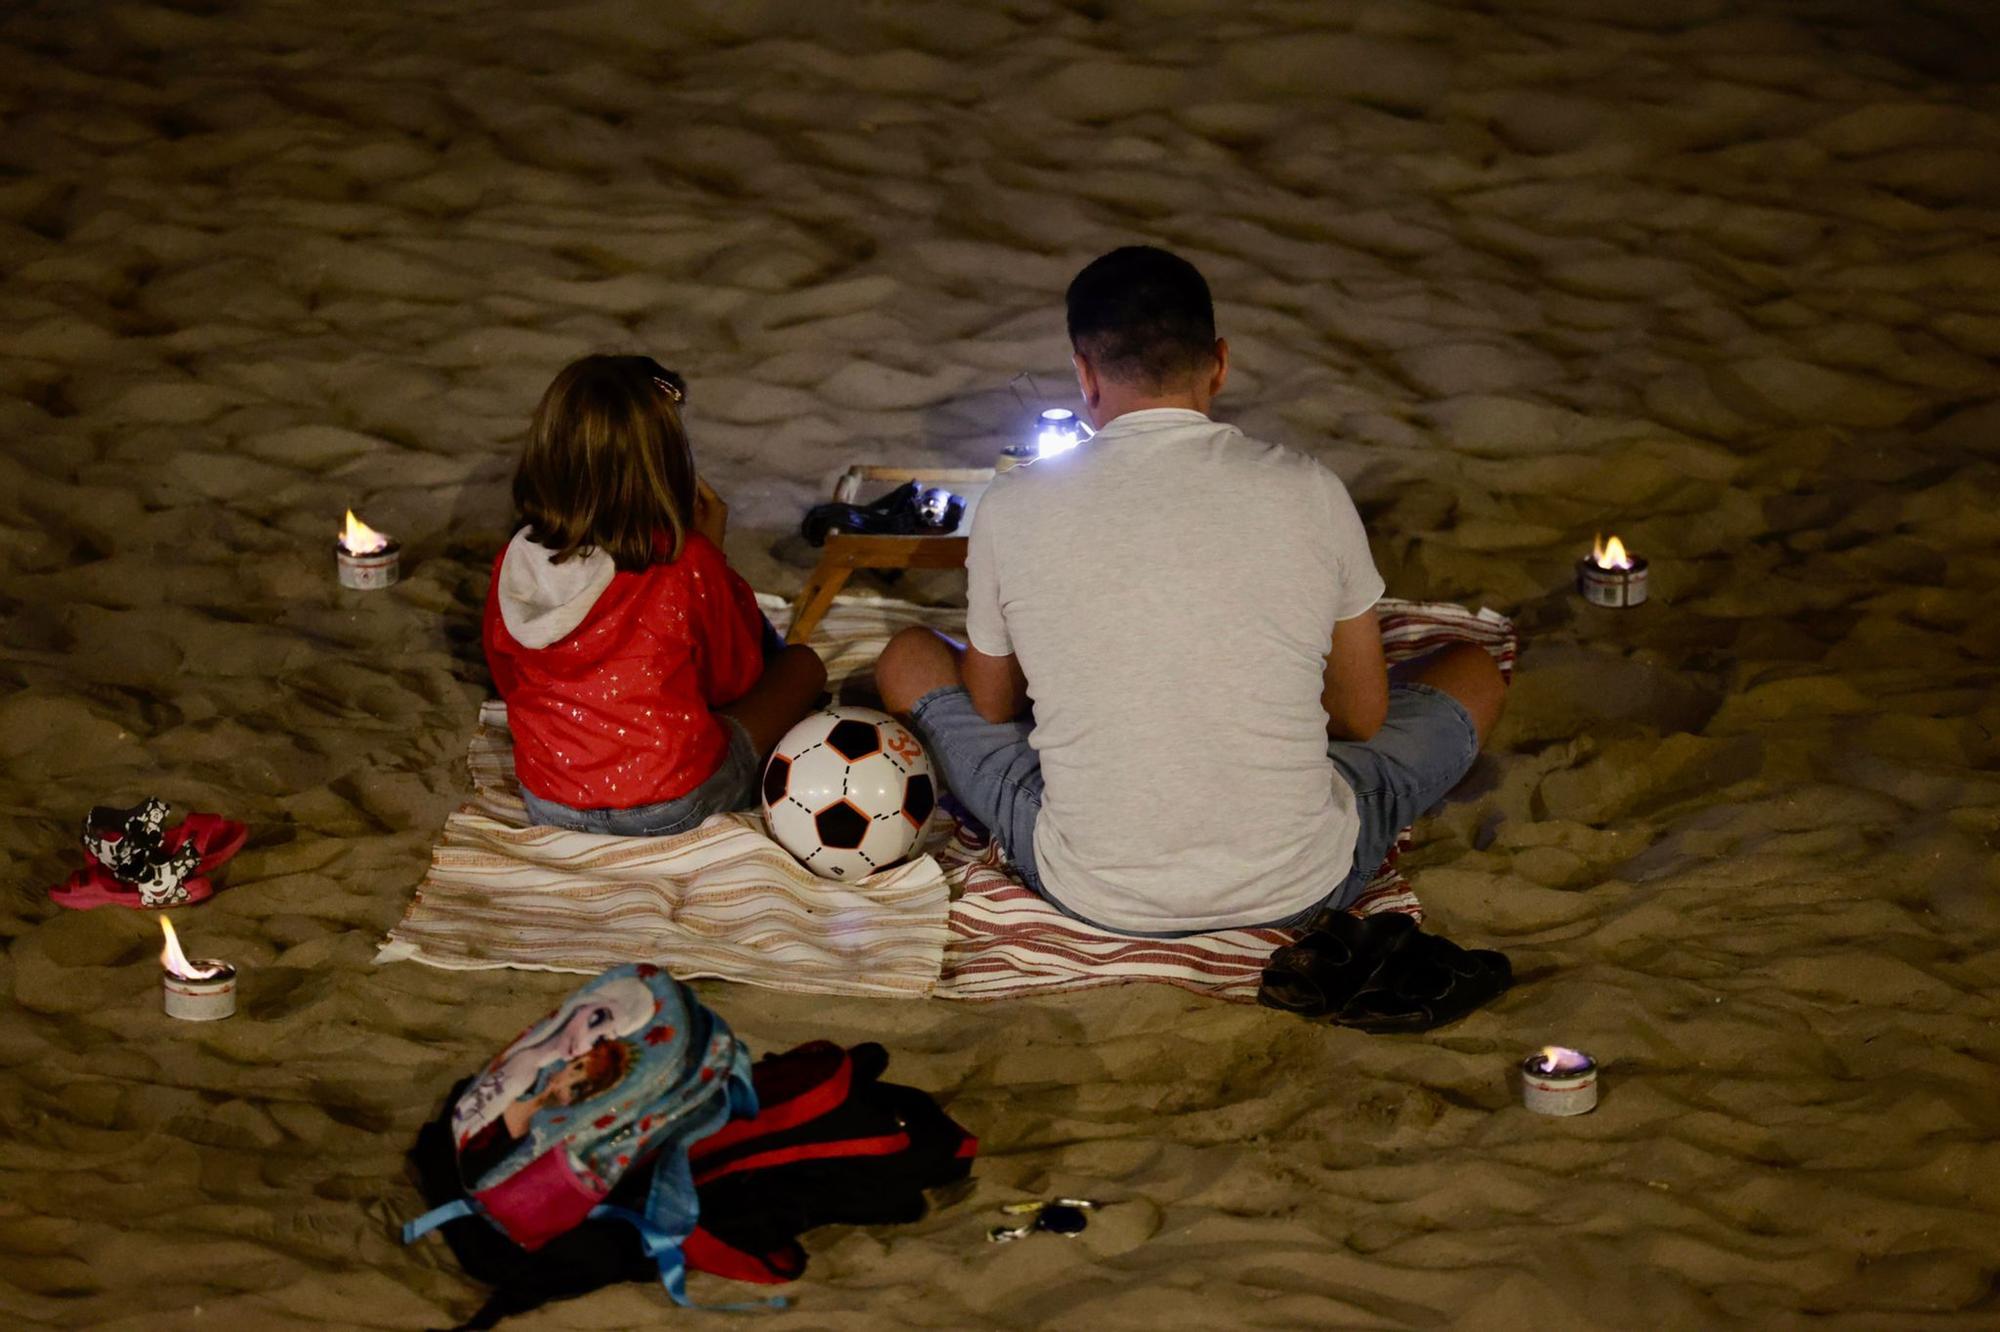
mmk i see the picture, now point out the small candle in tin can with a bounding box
[993,441,1037,474]
[160,917,237,1022]
[1521,1045,1597,1115]
[1576,534,1646,608]
[337,509,400,590]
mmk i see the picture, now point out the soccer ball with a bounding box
[761,707,936,880]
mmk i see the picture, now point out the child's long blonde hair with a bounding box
[515,355,695,571]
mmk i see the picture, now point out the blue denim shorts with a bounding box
[520,717,761,837]
[908,681,1479,933]
[1317,681,1480,919]
[908,688,1051,899]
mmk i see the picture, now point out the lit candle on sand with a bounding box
[1520,1045,1597,1115]
[336,509,400,590]
[160,917,237,1021]
[1576,533,1648,608]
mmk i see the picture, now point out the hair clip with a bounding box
[652,372,686,405]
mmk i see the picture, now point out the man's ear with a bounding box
[1073,351,1100,410]
[1208,337,1230,399]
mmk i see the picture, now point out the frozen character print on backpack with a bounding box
[404,963,759,1319]
[450,974,655,1148]
[459,1038,635,1184]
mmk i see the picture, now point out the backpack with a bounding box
[684,1040,978,1283]
[402,964,758,1324]
[408,1036,976,1327]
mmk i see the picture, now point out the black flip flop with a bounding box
[1331,929,1512,1034]
[1257,911,1415,1017]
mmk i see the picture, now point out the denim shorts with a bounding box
[907,681,1479,934]
[520,717,761,837]
[1316,681,1480,919]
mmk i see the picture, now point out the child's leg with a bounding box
[720,644,827,755]
[759,613,787,661]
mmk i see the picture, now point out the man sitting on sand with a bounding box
[874,245,1512,1029]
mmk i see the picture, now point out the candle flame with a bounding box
[1539,1045,1589,1074]
[1591,534,1632,570]
[340,509,389,555]
[159,917,222,981]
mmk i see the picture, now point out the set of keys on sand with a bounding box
[986,1197,1100,1244]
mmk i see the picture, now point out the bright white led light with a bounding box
[1035,408,1087,458]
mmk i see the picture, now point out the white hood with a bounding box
[495,528,617,649]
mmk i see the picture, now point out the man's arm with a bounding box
[1323,609,1388,741]
[964,645,1030,724]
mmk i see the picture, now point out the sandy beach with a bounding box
[4,0,1999,1327]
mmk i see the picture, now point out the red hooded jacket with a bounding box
[483,529,766,810]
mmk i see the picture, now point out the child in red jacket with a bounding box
[484,355,825,835]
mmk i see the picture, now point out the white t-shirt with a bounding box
[965,408,1385,933]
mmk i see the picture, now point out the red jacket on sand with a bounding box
[483,529,766,810]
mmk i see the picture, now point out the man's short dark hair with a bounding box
[1065,246,1216,389]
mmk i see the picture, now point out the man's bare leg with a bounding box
[875,626,965,716]
[1388,642,1507,744]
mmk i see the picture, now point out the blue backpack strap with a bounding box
[402,1198,475,1244]
[588,1200,787,1312]
[591,1063,783,1313]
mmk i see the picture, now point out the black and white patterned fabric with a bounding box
[80,798,200,905]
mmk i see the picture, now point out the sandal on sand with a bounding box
[166,811,250,874]
[50,800,247,911]
[1257,910,1416,1016]
[52,861,215,911]
[1331,930,1512,1034]
[81,797,173,877]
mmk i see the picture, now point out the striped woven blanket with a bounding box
[380,594,1515,1002]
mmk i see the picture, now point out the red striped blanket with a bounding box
[930,599,1516,1001]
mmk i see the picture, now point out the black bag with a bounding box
[684,1041,977,1282]
[408,1041,975,1328]
[801,481,965,545]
